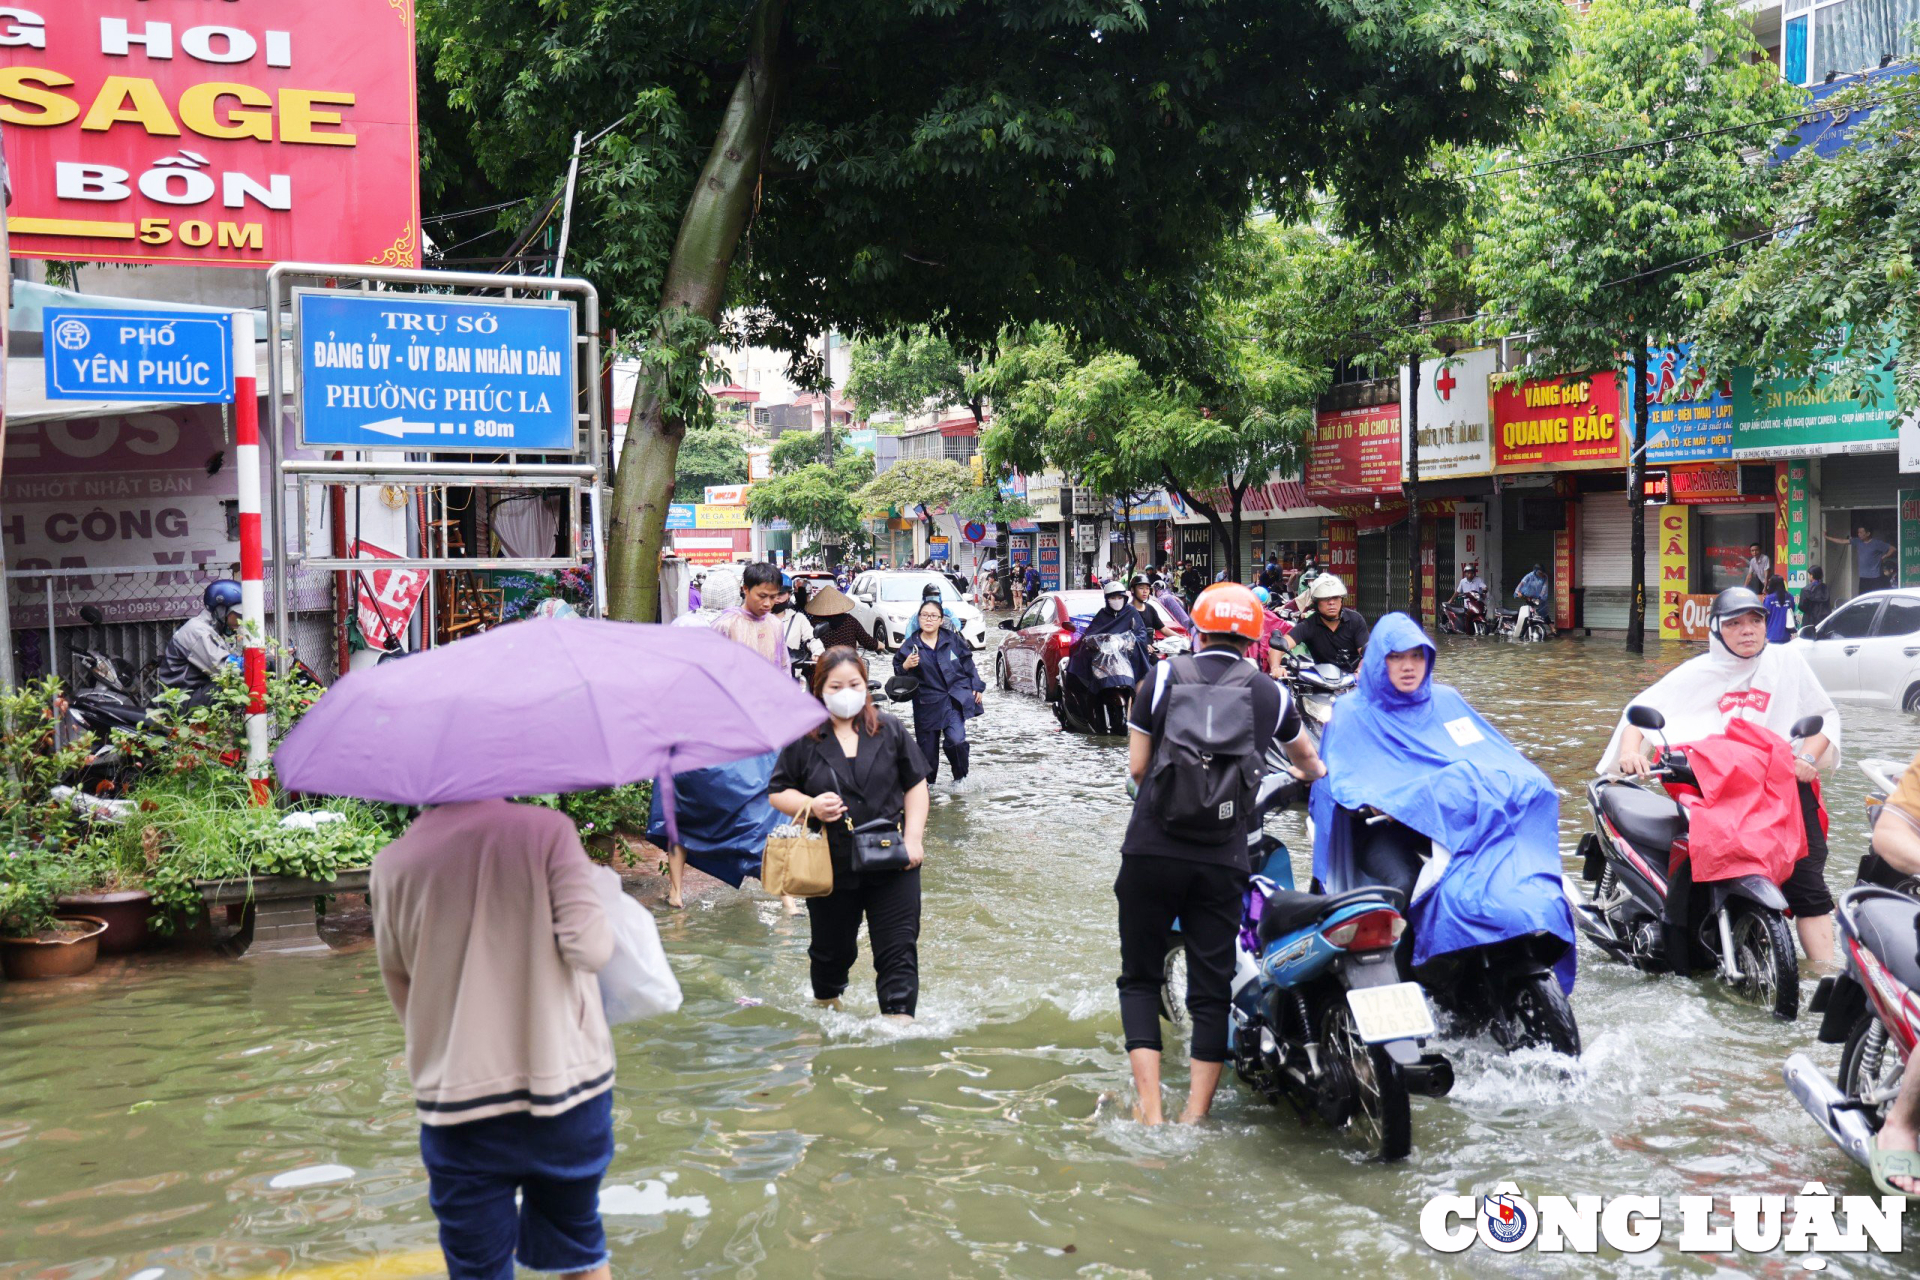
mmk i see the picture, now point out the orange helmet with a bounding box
[1190,582,1264,641]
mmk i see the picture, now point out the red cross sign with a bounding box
[1435,366,1458,400]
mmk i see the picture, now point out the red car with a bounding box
[995,590,1189,700]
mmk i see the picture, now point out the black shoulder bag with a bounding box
[826,752,912,872]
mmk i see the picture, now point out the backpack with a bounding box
[1147,656,1261,845]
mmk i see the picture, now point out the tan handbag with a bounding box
[762,799,834,898]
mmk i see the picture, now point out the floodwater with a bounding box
[2,633,1916,1277]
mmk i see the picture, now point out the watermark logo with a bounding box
[1422,1182,1905,1270]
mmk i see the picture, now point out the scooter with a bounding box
[1163,773,1453,1161]
[1282,653,1357,743]
[1786,885,1920,1171]
[1439,591,1492,637]
[1574,704,1820,1021]
[61,605,163,796]
[1054,631,1144,735]
[1331,806,1581,1054]
[1503,600,1552,642]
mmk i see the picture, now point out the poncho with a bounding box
[1310,613,1576,990]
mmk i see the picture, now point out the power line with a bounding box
[421,195,534,225]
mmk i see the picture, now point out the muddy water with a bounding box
[1,634,1915,1277]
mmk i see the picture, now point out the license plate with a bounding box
[1346,983,1437,1044]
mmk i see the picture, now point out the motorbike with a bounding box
[1574,704,1820,1021]
[1162,772,1453,1160]
[1786,885,1920,1171]
[1439,591,1492,637]
[1055,631,1145,735]
[1503,600,1552,642]
[1329,806,1582,1055]
[1282,652,1357,743]
[61,605,163,796]
[1786,757,1920,1169]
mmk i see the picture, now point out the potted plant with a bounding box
[0,837,107,979]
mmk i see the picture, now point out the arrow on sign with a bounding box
[361,417,437,439]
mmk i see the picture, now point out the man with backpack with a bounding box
[1116,582,1326,1125]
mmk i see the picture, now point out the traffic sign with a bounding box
[294,290,577,452]
[44,308,233,403]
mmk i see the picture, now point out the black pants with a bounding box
[807,865,921,1015]
[914,709,969,785]
[1783,780,1834,918]
[1115,855,1245,1063]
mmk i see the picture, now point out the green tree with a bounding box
[746,449,875,547]
[1691,74,1920,413]
[419,0,1566,619]
[672,421,749,500]
[1471,0,1802,651]
[856,459,976,515]
[846,329,978,427]
[770,428,840,475]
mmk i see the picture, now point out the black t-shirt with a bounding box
[770,712,929,867]
[1293,608,1370,672]
[1120,650,1300,868]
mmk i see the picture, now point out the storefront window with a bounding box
[1696,512,1774,592]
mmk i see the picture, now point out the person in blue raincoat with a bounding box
[1309,612,1576,992]
[894,599,985,784]
[1061,580,1153,735]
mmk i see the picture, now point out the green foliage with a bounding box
[846,329,973,422]
[674,420,750,501]
[0,678,100,853]
[1472,0,1804,371]
[856,459,973,514]
[770,429,838,476]
[747,449,876,543]
[1691,71,1920,411]
[0,836,93,939]
[525,783,655,857]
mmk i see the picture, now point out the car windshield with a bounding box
[1059,590,1106,625]
[877,575,956,604]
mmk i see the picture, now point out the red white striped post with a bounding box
[233,310,270,805]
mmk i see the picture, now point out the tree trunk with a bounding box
[1405,355,1423,623]
[1627,338,1650,654]
[605,0,787,620]
[1226,493,1245,584]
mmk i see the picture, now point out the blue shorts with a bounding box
[419,1089,614,1279]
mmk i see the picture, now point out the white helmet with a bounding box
[1309,574,1348,601]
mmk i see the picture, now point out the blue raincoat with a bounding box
[1309,613,1575,991]
[646,752,780,887]
[893,625,985,732]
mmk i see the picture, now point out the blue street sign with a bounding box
[44,309,233,403]
[296,291,577,452]
[665,503,696,530]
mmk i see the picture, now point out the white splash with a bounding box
[130,1270,167,1280]
[268,1164,353,1189]
[599,1180,712,1218]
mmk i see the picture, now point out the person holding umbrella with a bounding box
[275,618,829,1279]
[770,647,932,1021]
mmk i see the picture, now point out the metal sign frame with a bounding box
[290,287,581,454]
[265,263,605,661]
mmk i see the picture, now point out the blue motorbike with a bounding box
[1162,773,1454,1161]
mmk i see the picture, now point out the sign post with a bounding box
[232,311,269,803]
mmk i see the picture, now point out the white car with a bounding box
[788,570,886,644]
[1790,589,1920,712]
[850,570,989,650]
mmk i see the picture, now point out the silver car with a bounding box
[1790,589,1920,712]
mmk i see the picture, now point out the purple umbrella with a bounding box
[274,618,827,820]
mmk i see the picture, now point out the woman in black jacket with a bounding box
[770,648,932,1021]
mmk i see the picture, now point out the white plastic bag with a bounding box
[591,865,682,1024]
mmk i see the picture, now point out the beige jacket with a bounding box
[371,799,614,1125]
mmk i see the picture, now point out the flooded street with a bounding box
[3,632,1915,1277]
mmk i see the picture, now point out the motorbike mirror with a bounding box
[1626,704,1666,732]
[811,619,833,640]
[1790,715,1824,741]
[79,604,105,626]
[998,618,1016,630]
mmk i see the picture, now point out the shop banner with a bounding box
[1637,343,1735,464]
[1902,411,1920,473]
[1781,461,1811,592]
[1008,533,1033,567]
[1658,504,1692,641]
[1037,531,1061,590]
[1491,370,1627,473]
[1454,502,1486,572]
[689,504,750,530]
[1553,502,1576,631]
[1672,593,1715,642]
[928,536,951,561]
[1,0,419,269]
[1419,521,1437,628]
[1400,348,1495,480]
[1666,462,1770,505]
[1326,519,1358,586]
[1732,358,1903,458]
[1305,403,1402,500]
[348,539,424,648]
[704,483,749,506]
[1902,491,1920,588]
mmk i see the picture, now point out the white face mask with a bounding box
[824,687,867,720]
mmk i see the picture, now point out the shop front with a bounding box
[1305,401,1402,607]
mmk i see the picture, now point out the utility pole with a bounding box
[0,134,16,691]
[551,130,584,289]
[820,329,835,464]
[1404,355,1423,622]
[1627,340,1650,654]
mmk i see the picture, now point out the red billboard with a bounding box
[1491,370,1627,473]
[0,0,419,269]
[1305,403,1402,500]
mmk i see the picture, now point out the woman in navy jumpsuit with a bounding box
[893,599,985,783]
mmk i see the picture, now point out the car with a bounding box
[1790,589,1920,711]
[995,590,1107,698]
[848,569,990,650]
[789,569,886,643]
